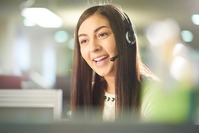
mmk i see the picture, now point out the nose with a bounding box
[89,38,101,52]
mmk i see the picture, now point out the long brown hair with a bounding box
[71,4,143,119]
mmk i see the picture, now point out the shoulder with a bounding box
[140,75,160,121]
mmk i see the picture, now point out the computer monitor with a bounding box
[0,89,63,123]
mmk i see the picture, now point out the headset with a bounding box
[110,12,136,61]
[123,12,136,45]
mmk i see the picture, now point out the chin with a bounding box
[94,68,114,77]
[96,72,106,77]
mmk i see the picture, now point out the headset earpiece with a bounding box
[123,13,136,45]
[126,29,135,44]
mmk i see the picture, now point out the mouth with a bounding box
[93,55,108,63]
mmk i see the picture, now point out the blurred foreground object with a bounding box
[145,18,199,124]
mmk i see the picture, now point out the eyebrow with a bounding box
[78,25,109,38]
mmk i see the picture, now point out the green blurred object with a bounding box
[142,81,191,124]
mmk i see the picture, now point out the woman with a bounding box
[70,4,156,121]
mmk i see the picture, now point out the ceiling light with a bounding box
[181,30,193,42]
[22,8,63,28]
[192,14,199,25]
[54,30,69,43]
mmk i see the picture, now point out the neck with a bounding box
[104,76,115,94]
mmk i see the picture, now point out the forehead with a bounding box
[78,13,111,34]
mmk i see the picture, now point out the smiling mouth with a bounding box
[93,55,108,63]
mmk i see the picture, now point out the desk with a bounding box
[0,121,198,133]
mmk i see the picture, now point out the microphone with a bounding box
[110,53,120,62]
[110,43,134,62]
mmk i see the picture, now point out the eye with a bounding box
[79,39,88,45]
[97,32,108,39]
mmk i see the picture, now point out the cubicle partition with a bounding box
[0,89,63,123]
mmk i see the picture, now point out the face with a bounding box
[78,13,117,77]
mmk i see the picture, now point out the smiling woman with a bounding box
[78,13,116,78]
[70,3,158,122]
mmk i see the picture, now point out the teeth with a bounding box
[94,56,107,61]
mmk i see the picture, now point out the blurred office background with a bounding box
[0,0,199,123]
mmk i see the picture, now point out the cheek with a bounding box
[80,49,93,69]
[80,48,89,62]
[109,39,117,54]
[80,49,85,59]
